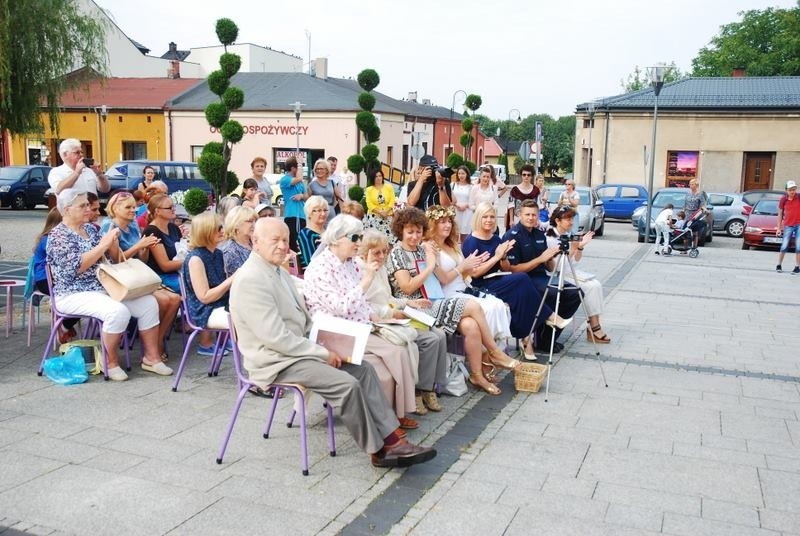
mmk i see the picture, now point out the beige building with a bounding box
[574,77,800,193]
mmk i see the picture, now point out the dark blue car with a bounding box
[103,160,210,204]
[0,165,52,209]
[593,184,648,219]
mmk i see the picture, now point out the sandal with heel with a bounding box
[488,348,521,371]
[481,361,501,384]
[587,324,611,344]
[469,372,501,396]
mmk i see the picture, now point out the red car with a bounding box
[742,198,796,250]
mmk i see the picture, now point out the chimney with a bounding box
[168,42,178,57]
[422,98,431,105]
[167,60,180,79]
[313,57,328,80]
[732,67,746,77]
[407,91,418,103]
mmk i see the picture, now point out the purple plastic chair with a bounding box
[171,272,230,392]
[37,266,132,380]
[216,313,336,476]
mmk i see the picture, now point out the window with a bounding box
[402,145,409,171]
[595,186,616,199]
[184,166,200,179]
[163,165,181,180]
[386,146,393,167]
[708,194,732,206]
[29,168,45,182]
[582,119,594,128]
[620,187,643,198]
[190,145,203,163]
[122,141,147,160]
[666,150,699,187]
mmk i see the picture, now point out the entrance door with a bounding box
[743,152,774,191]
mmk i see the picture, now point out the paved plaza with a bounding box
[0,223,799,535]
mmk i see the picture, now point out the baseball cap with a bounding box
[254,202,271,214]
[786,180,797,190]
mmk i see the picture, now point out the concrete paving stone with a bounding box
[477,436,590,477]
[604,503,664,532]
[642,392,680,405]
[505,507,661,536]
[759,468,800,512]
[0,379,52,402]
[765,455,800,473]
[82,448,146,474]
[747,439,800,459]
[754,405,797,421]
[580,445,763,507]
[0,427,33,449]
[700,433,748,452]
[167,496,328,535]
[593,481,700,516]
[0,409,21,422]
[511,406,580,428]
[673,442,767,468]
[409,495,518,536]
[0,414,90,440]
[721,413,793,444]
[786,420,800,445]
[493,418,547,443]
[22,525,55,536]
[759,508,800,534]
[460,462,548,491]
[495,484,610,521]
[442,475,506,502]
[616,422,701,447]
[63,426,128,448]
[619,366,743,396]
[662,512,779,536]
[0,450,66,493]
[628,436,673,455]
[579,396,720,435]
[701,497,761,527]
[0,464,215,536]
[575,415,622,433]
[102,432,202,463]
[123,457,233,492]
[6,435,102,465]
[740,378,800,404]
[543,423,630,449]
[540,474,597,498]
[629,384,704,401]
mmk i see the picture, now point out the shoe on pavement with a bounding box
[371,440,437,468]
[421,391,442,412]
[141,361,173,376]
[107,366,128,382]
[197,344,230,357]
[776,264,783,273]
[793,266,800,275]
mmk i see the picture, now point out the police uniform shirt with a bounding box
[502,222,549,277]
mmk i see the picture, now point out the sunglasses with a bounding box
[521,172,532,177]
[347,233,363,243]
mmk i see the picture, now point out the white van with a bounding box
[471,164,507,183]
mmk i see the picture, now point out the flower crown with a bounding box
[425,205,456,220]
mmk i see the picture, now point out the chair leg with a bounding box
[172,330,200,392]
[215,386,250,464]
[295,390,310,476]
[326,402,337,457]
[211,331,229,376]
[38,317,65,376]
[263,387,283,438]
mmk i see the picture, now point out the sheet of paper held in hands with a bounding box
[414,260,445,300]
[309,312,371,365]
[483,271,512,279]
[401,306,436,327]
[373,318,411,326]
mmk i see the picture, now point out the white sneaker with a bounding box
[107,366,128,382]
[141,361,173,376]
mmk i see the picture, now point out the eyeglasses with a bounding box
[158,205,175,211]
[347,233,363,243]
[521,172,532,177]
[311,208,329,213]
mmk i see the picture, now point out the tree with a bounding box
[621,62,685,92]
[348,68,382,181]
[691,5,800,76]
[0,0,107,135]
[197,18,245,198]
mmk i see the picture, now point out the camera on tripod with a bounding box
[557,233,581,252]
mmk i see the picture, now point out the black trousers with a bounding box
[284,217,306,254]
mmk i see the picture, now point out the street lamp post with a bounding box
[289,101,305,175]
[448,89,467,163]
[506,108,521,175]
[644,64,666,243]
[585,101,596,186]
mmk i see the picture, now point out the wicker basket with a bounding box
[514,362,548,393]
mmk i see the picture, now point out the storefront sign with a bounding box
[209,125,309,136]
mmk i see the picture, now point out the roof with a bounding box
[167,72,464,120]
[59,78,203,110]
[161,49,191,61]
[483,137,504,157]
[577,77,800,112]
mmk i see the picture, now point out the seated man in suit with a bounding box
[230,217,436,468]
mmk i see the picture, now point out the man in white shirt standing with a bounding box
[327,156,350,209]
[47,138,111,196]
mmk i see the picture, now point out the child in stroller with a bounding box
[658,210,701,258]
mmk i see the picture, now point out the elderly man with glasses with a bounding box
[47,138,110,196]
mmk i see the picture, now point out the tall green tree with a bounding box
[691,4,800,76]
[0,0,107,135]
[621,62,685,92]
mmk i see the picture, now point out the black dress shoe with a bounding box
[371,440,437,468]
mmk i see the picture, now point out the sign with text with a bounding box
[209,125,309,136]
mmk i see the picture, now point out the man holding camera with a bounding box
[406,155,452,210]
[48,138,110,196]
[501,200,581,354]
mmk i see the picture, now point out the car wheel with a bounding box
[726,219,745,238]
[741,242,751,250]
[595,218,604,237]
[276,195,284,206]
[11,192,27,210]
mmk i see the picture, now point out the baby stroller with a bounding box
[656,210,703,258]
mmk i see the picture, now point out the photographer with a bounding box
[546,205,609,343]
[48,138,110,196]
[406,155,452,210]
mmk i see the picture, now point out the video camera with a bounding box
[558,233,581,252]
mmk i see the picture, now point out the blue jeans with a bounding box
[780,224,800,253]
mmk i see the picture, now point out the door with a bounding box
[617,186,648,219]
[27,167,48,207]
[743,152,774,191]
[594,185,620,217]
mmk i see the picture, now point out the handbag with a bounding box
[97,251,162,301]
[441,353,469,397]
[59,339,102,375]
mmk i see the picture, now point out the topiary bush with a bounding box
[349,68,383,183]
[347,154,365,175]
[348,185,365,202]
[446,153,465,168]
[357,69,380,92]
[459,94,482,159]
[183,187,209,216]
[358,92,376,111]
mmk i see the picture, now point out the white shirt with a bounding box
[655,208,674,225]
[48,164,100,195]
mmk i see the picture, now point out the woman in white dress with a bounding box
[451,165,473,241]
[469,166,499,233]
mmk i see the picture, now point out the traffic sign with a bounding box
[519,141,531,160]
[410,145,425,160]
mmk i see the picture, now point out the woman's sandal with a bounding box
[587,324,611,344]
[481,361,501,384]
[488,348,521,371]
[469,372,501,396]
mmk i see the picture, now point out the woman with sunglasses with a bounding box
[387,207,520,398]
[546,205,609,343]
[220,205,258,276]
[102,192,181,361]
[303,216,419,430]
[183,212,235,356]
[143,193,185,293]
[507,164,539,232]
[558,180,581,234]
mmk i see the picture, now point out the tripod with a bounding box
[528,243,608,401]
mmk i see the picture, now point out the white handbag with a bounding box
[97,252,162,301]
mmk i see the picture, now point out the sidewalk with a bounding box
[1,234,799,535]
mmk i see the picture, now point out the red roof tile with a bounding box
[483,137,504,157]
[59,78,202,110]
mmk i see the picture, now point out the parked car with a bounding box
[741,189,784,217]
[593,184,648,219]
[0,165,51,209]
[635,187,714,245]
[707,193,747,237]
[104,160,210,203]
[546,186,605,236]
[741,198,795,250]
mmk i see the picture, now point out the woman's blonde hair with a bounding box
[470,201,496,232]
[341,200,365,219]
[313,158,331,175]
[303,195,329,218]
[189,211,222,250]
[106,191,136,219]
[224,205,257,240]
[358,230,389,259]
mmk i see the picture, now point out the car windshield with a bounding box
[547,187,590,205]
[752,199,779,215]
[652,191,687,209]
[742,191,783,206]
[0,167,26,180]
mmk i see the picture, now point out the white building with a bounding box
[187,44,302,76]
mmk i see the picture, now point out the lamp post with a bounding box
[448,89,467,162]
[99,105,108,170]
[644,64,666,243]
[289,101,305,175]
[585,101,596,186]
[506,108,521,175]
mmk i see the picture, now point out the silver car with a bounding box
[707,192,747,237]
[547,186,605,236]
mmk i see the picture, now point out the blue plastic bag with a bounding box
[43,347,89,385]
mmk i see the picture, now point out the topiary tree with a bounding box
[459,94,482,160]
[348,68,382,184]
[446,153,465,169]
[197,18,245,200]
[183,187,209,216]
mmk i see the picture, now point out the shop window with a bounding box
[190,145,203,163]
[665,150,699,187]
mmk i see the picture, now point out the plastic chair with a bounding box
[172,272,230,392]
[216,313,336,476]
[25,290,49,347]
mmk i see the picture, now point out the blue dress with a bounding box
[182,247,228,328]
[461,234,550,338]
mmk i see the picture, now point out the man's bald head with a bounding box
[253,217,290,266]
